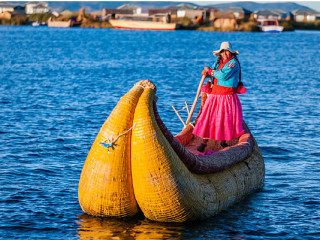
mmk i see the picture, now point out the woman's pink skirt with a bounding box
[193,94,244,141]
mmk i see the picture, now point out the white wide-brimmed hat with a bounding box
[213,41,239,56]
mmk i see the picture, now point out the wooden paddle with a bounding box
[185,74,207,125]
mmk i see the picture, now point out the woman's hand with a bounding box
[201,70,207,76]
[202,67,210,76]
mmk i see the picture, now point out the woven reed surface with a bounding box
[155,102,256,174]
[131,86,265,222]
[78,84,144,217]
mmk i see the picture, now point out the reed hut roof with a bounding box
[212,12,236,19]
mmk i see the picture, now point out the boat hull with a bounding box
[48,17,72,28]
[109,20,177,31]
[79,80,265,222]
[260,25,284,32]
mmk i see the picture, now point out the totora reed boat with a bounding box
[78,80,265,222]
[47,17,72,28]
[109,14,177,31]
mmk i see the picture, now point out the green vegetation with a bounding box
[29,13,52,23]
[54,13,78,21]
[186,17,259,32]
[196,26,235,32]
[80,21,112,28]
[173,17,198,30]
[238,21,259,32]
[291,20,320,30]
[280,20,295,31]
[173,17,193,26]
[79,14,113,28]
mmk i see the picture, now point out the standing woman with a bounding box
[193,41,245,152]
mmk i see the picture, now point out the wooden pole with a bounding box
[172,105,186,127]
[185,75,206,125]
[185,101,190,115]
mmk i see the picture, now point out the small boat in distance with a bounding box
[109,14,177,30]
[32,21,40,27]
[257,19,284,33]
[47,17,72,28]
[31,21,47,27]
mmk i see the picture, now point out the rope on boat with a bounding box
[100,124,136,149]
[189,121,195,128]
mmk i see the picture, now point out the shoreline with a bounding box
[1,19,319,32]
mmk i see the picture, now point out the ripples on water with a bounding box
[0,26,319,239]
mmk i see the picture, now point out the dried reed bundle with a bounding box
[78,84,144,217]
[131,85,265,222]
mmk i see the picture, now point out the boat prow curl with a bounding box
[78,80,265,222]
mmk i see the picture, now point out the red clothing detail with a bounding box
[211,79,237,95]
[221,55,234,64]
[200,82,212,94]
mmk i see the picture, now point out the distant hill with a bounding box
[46,1,197,12]
[205,1,310,13]
[23,1,310,13]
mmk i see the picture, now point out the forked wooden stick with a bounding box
[185,75,206,125]
[172,105,186,126]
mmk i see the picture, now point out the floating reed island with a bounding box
[78,80,265,223]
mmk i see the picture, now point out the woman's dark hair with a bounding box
[213,55,222,70]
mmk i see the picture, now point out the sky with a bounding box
[8,0,320,12]
[189,0,320,11]
[296,1,320,10]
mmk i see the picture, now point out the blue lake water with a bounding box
[1,26,320,239]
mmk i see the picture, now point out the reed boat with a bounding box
[78,80,265,222]
[47,17,72,28]
[109,14,177,31]
[109,20,177,31]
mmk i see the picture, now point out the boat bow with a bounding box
[131,81,265,222]
[79,80,265,222]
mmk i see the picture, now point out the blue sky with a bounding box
[190,1,320,11]
[294,1,320,10]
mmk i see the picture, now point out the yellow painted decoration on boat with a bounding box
[78,84,144,217]
[131,85,265,222]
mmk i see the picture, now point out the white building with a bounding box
[25,2,50,15]
[166,3,205,22]
[177,9,205,20]
[291,9,320,22]
[117,4,142,15]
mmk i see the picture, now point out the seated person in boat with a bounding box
[193,41,246,152]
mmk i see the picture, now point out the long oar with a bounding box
[185,75,206,125]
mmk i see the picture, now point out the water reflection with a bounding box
[77,214,185,240]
